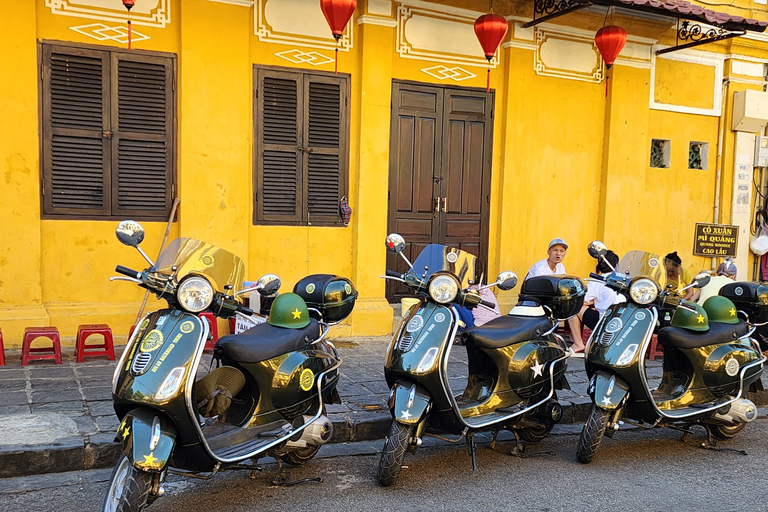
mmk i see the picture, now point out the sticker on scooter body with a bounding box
[141,330,164,352]
[406,316,424,332]
[725,358,739,377]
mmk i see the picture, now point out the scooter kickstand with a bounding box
[466,433,478,471]
[698,425,748,456]
[490,430,500,451]
[510,430,556,459]
[270,456,323,487]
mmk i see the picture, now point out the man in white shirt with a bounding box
[525,238,583,352]
[695,258,737,304]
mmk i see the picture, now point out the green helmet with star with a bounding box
[268,292,310,329]
[702,296,739,325]
[670,302,709,331]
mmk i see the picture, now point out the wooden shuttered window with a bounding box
[254,67,349,226]
[41,43,175,219]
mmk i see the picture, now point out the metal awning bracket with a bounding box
[521,0,593,29]
[656,20,746,55]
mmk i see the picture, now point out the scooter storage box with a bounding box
[519,275,586,319]
[294,274,358,323]
[719,281,768,324]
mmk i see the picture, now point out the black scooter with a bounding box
[377,234,586,486]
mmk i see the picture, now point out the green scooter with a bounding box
[576,241,765,463]
[377,234,585,486]
[103,221,355,511]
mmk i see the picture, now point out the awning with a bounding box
[522,0,767,54]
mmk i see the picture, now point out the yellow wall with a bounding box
[1,0,768,346]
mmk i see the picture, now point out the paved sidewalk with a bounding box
[0,335,766,479]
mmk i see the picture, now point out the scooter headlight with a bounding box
[177,276,214,313]
[429,274,459,304]
[154,366,186,401]
[629,278,658,305]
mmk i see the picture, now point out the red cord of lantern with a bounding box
[595,26,627,97]
[474,14,508,93]
[320,0,357,74]
[122,0,135,50]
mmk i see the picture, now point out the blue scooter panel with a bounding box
[591,370,630,411]
[118,408,177,473]
[389,380,432,425]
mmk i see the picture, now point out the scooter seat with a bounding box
[461,314,552,349]
[658,320,747,349]
[214,319,321,364]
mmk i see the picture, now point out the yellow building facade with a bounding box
[2,0,768,347]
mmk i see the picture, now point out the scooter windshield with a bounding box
[154,238,245,293]
[616,250,667,288]
[411,244,479,288]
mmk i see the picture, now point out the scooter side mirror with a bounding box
[255,273,281,296]
[495,271,518,291]
[116,220,145,247]
[587,240,607,260]
[385,233,406,254]
[692,272,711,288]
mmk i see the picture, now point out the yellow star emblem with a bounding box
[696,314,705,324]
[143,452,158,466]
[729,308,737,317]
[292,308,302,320]
[122,425,131,439]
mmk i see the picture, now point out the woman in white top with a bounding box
[575,250,624,350]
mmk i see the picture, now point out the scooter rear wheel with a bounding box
[279,445,322,466]
[710,422,746,439]
[102,454,153,512]
[377,421,413,487]
[576,405,610,464]
[518,423,555,443]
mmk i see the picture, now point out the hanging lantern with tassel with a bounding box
[122,0,135,50]
[474,13,508,93]
[595,25,627,97]
[320,0,357,74]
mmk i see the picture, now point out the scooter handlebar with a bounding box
[115,265,141,279]
[479,299,496,309]
[386,270,402,278]
[589,272,605,281]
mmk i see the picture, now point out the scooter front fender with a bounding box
[118,408,177,473]
[591,371,630,411]
[389,381,431,425]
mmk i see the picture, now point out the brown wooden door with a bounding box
[386,82,493,303]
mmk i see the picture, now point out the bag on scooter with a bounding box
[194,366,246,418]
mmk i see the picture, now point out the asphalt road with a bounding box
[1,420,766,512]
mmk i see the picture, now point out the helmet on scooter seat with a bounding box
[670,302,709,331]
[268,293,311,329]
[702,296,739,325]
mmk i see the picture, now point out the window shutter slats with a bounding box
[50,135,104,209]
[307,153,340,216]
[118,60,167,134]
[263,77,298,146]
[308,82,340,147]
[262,150,298,215]
[50,53,103,131]
[117,139,168,210]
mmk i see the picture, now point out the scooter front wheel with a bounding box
[102,454,153,512]
[576,405,610,464]
[377,421,413,487]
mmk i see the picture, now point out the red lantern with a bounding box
[320,0,357,74]
[474,14,508,92]
[122,0,135,50]
[594,26,627,70]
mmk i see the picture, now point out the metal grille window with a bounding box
[650,139,670,169]
[40,43,175,219]
[254,67,349,226]
[689,142,708,170]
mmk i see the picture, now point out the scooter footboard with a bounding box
[591,371,629,411]
[118,408,177,473]
[389,381,431,425]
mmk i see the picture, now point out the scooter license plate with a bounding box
[234,314,266,334]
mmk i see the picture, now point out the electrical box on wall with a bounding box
[756,136,768,167]
[733,90,768,132]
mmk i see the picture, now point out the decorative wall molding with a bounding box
[731,59,765,78]
[357,15,398,27]
[649,48,724,117]
[204,0,254,6]
[256,0,353,52]
[396,3,493,68]
[398,0,482,20]
[274,49,335,66]
[45,0,171,28]
[534,28,603,83]
[420,65,477,81]
[70,23,150,44]
[367,0,392,16]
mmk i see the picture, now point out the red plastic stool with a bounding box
[75,324,115,362]
[128,324,137,339]
[198,312,218,352]
[22,327,62,366]
[647,334,663,360]
[582,328,592,344]
[0,328,5,366]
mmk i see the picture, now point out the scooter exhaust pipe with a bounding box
[285,414,334,448]
[714,399,758,424]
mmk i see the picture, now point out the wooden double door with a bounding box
[386,81,494,303]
